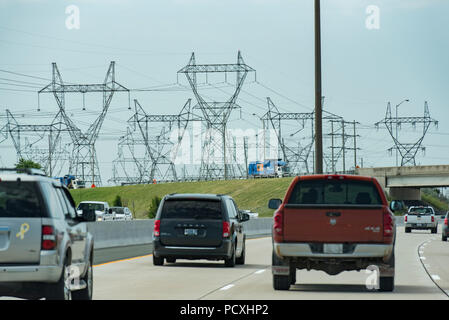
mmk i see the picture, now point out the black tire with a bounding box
[442,234,447,241]
[72,254,93,300]
[431,227,437,234]
[405,227,411,233]
[224,244,236,267]
[166,257,176,263]
[379,276,394,292]
[272,251,291,291]
[236,239,246,265]
[46,257,71,300]
[290,267,296,285]
[153,254,164,266]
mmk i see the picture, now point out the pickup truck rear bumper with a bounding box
[405,223,436,229]
[273,242,393,259]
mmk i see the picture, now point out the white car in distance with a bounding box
[110,207,133,221]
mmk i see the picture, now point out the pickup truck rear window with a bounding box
[0,181,45,217]
[408,208,433,215]
[287,179,382,205]
[161,199,222,220]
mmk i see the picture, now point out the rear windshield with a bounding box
[161,199,223,219]
[0,181,45,218]
[77,203,105,211]
[287,179,382,205]
[408,208,433,215]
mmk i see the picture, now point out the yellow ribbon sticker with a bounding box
[16,223,30,240]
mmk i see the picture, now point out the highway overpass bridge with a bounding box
[355,165,449,200]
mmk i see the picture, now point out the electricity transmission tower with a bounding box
[261,97,315,174]
[375,101,438,166]
[177,51,255,180]
[327,119,360,173]
[131,99,198,182]
[6,109,70,176]
[38,61,129,186]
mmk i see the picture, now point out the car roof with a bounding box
[0,172,62,185]
[79,201,108,204]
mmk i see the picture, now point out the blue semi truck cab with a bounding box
[248,159,287,178]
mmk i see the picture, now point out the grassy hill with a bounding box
[70,177,295,219]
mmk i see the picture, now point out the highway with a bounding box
[93,226,449,300]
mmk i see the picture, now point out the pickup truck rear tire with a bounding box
[431,227,437,234]
[405,227,411,233]
[442,234,447,241]
[272,251,291,290]
[379,276,394,292]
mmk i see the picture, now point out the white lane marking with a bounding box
[220,284,235,291]
[431,275,441,281]
[254,269,265,275]
[420,256,426,260]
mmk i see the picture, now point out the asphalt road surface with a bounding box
[93,226,449,300]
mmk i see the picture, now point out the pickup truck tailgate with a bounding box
[283,205,384,243]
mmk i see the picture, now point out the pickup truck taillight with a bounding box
[404,215,407,223]
[431,216,435,223]
[154,220,161,237]
[41,225,56,250]
[383,208,394,243]
[273,208,284,242]
[445,218,448,226]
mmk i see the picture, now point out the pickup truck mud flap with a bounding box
[272,265,290,275]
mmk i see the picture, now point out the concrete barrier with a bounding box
[87,216,422,250]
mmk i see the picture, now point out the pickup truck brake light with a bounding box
[383,208,394,243]
[273,208,284,241]
[431,215,435,223]
[445,217,448,226]
[404,215,407,223]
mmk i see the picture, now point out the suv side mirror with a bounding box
[82,209,96,222]
[268,198,282,210]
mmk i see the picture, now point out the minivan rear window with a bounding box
[288,179,382,205]
[0,181,44,217]
[161,199,222,219]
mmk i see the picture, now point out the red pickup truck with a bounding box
[268,174,396,291]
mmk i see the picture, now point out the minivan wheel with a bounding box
[236,239,246,265]
[153,254,164,266]
[224,244,236,267]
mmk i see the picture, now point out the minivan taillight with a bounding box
[383,208,394,243]
[273,208,284,242]
[222,221,230,238]
[154,220,161,237]
[41,225,56,250]
[445,218,448,226]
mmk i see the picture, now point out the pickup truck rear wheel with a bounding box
[405,227,411,233]
[431,227,437,234]
[442,234,448,241]
[272,251,291,290]
[379,276,394,292]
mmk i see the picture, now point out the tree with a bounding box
[148,196,162,219]
[15,158,42,170]
[113,195,123,207]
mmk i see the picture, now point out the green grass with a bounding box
[70,177,295,219]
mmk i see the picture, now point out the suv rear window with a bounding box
[0,181,45,217]
[161,199,222,219]
[288,179,382,205]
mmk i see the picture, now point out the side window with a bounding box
[57,188,77,219]
[40,183,65,219]
[226,199,237,219]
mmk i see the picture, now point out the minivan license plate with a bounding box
[184,229,198,236]
[323,244,343,254]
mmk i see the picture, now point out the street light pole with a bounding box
[314,0,323,174]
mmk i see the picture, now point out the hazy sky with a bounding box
[0,0,448,184]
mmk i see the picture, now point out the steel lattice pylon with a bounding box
[6,109,70,176]
[375,101,438,166]
[178,51,255,180]
[131,99,199,182]
[38,62,129,186]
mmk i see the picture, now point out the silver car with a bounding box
[0,168,95,300]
